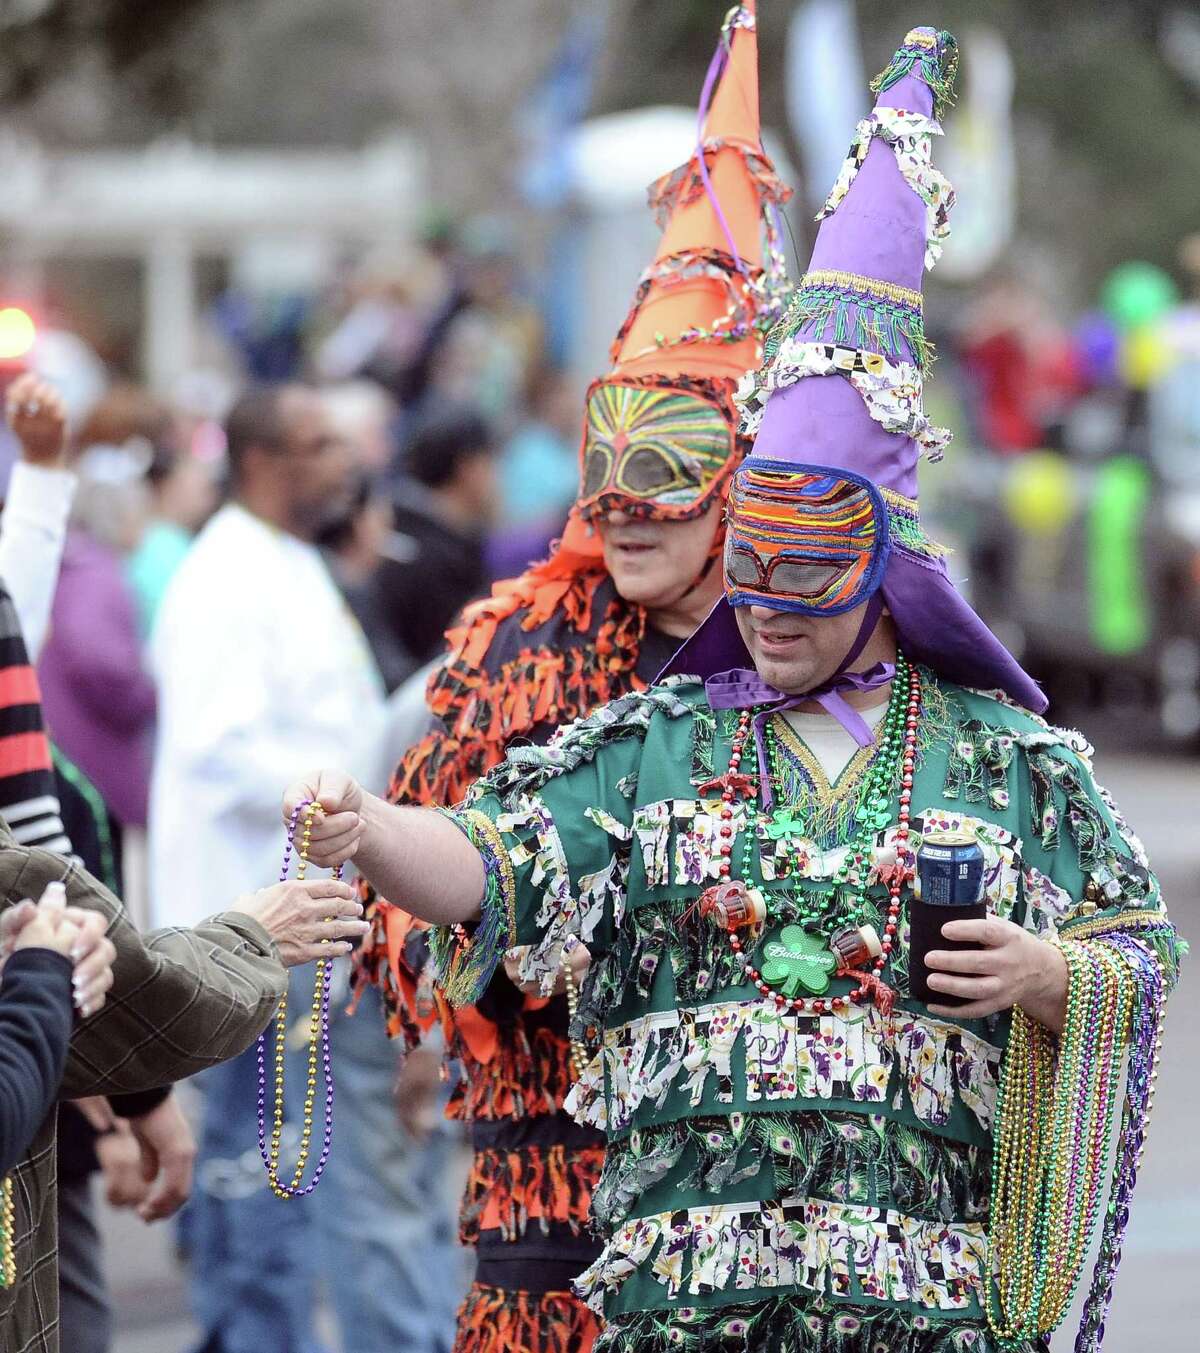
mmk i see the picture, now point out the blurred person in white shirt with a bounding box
[149,382,385,1353]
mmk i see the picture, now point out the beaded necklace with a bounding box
[986,933,1162,1350]
[256,801,336,1199]
[0,1176,14,1287]
[700,655,921,1015]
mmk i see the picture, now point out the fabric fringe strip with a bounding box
[595,1294,1041,1353]
[460,1143,604,1245]
[450,1024,578,1125]
[787,272,931,373]
[453,1281,601,1353]
[592,1109,988,1233]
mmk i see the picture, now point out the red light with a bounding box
[0,307,36,361]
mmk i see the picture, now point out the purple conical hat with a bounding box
[665,26,1046,714]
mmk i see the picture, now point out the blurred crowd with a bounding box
[8,219,590,841]
[954,235,1200,467]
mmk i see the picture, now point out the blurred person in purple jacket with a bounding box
[37,386,158,830]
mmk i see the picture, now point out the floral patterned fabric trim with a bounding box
[595,1293,1038,1353]
[573,1192,987,1312]
[578,806,1054,1038]
[592,1110,989,1233]
[817,107,955,270]
[735,340,952,462]
[564,996,1001,1138]
[454,1281,600,1353]
[581,797,1021,897]
[610,248,788,365]
[460,1143,606,1245]
[431,807,518,1005]
[496,793,628,998]
[942,717,1156,911]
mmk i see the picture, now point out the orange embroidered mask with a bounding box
[577,379,738,523]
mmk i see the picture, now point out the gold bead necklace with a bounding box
[256,801,337,1199]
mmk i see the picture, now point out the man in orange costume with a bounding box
[355,6,792,1348]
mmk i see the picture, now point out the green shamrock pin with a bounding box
[764,807,806,840]
[759,925,837,997]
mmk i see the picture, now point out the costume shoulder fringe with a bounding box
[472,675,704,808]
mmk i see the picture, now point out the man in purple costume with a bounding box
[286,28,1180,1353]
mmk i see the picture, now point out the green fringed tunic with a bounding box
[438,672,1177,1353]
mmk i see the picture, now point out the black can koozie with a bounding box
[909,830,986,1007]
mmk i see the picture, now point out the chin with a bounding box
[609,572,669,608]
[753,651,819,695]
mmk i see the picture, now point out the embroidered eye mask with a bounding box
[724,461,890,614]
[578,380,736,522]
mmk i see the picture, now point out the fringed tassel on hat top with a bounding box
[870,26,960,121]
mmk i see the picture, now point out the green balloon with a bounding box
[1100,261,1179,332]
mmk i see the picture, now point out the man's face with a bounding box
[735,597,875,694]
[597,499,723,610]
[278,388,357,537]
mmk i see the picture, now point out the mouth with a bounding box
[608,537,659,557]
[753,627,809,656]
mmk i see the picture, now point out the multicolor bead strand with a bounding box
[721,656,921,1015]
[0,1175,15,1287]
[1073,937,1167,1353]
[986,935,1140,1347]
[256,800,336,1199]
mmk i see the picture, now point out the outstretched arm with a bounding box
[283,771,485,928]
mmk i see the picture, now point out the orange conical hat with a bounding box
[449,3,792,633]
[611,0,788,384]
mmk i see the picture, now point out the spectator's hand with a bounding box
[0,899,38,971]
[5,373,68,466]
[61,905,117,1018]
[394,1044,442,1142]
[11,881,85,963]
[235,878,368,967]
[96,1120,153,1211]
[126,1094,196,1222]
[282,771,365,870]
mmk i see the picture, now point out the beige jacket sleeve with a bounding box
[2,845,286,1098]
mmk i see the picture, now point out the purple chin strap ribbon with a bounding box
[704,595,893,811]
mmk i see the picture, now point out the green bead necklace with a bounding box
[701,655,922,1014]
[744,651,911,940]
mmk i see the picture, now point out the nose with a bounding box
[606,508,630,526]
[748,604,785,621]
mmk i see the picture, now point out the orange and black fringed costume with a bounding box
[355,6,791,1347]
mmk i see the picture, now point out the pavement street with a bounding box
[102,745,1199,1353]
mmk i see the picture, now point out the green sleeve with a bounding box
[1015,732,1180,985]
[431,717,644,1005]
